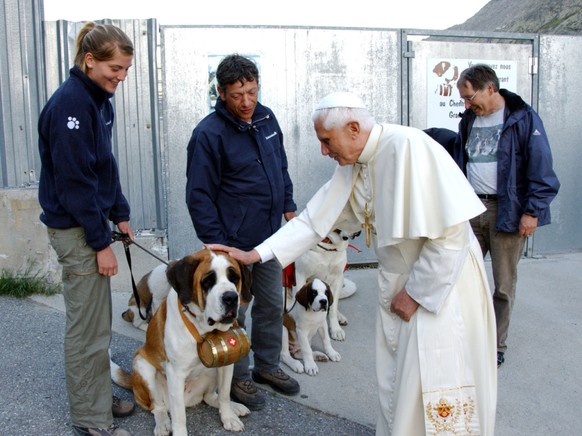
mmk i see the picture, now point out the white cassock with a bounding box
[256,123,497,435]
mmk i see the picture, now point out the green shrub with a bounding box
[0,266,61,298]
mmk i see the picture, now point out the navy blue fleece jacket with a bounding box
[38,66,130,251]
[186,98,296,251]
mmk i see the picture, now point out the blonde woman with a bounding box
[38,22,136,436]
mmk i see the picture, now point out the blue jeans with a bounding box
[47,227,114,428]
[233,259,283,380]
[470,199,526,353]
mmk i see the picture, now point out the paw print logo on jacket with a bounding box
[67,116,80,130]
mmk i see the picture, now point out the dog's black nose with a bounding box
[222,291,239,308]
[319,299,328,310]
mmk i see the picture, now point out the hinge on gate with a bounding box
[529,57,538,75]
[403,50,415,58]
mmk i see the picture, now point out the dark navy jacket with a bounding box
[456,89,560,232]
[38,66,130,251]
[186,98,296,250]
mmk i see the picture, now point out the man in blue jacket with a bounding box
[455,64,560,367]
[186,54,299,410]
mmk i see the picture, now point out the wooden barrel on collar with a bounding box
[197,326,250,368]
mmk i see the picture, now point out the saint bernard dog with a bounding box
[110,249,253,435]
[294,228,360,341]
[121,263,170,331]
[281,278,341,375]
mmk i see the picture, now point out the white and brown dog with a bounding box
[281,278,341,376]
[111,249,253,435]
[121,263,170,331]
[294,228,360,341]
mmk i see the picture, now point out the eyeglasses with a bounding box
[462,89,480,102]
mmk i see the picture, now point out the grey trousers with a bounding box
[47,227,113,429]
[234,259,283,380]
[469,199,526,353]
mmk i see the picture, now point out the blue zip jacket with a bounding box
[186,98,296,250]
[456,89,560,232]
[38,66,130,251]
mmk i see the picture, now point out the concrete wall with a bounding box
[0,188,60,283]
[0,187,168,282]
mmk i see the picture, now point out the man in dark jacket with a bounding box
[424,127,457,158]
[186,54,299,410]
[456,64,560,367]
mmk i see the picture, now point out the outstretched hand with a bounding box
[205,244,261,265]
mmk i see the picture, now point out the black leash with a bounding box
[111,231,169,321]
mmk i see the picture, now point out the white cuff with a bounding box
[255,243,275,264]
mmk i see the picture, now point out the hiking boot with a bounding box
[497,351,505,367]
[252,367,300,396]
[230,378,266,411]
[112,395,135,418]
[72,424,131,436]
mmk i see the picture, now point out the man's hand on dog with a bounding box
[206,244,261,265]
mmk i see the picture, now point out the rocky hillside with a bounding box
[450,0,582,35]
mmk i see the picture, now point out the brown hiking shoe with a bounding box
[252,367,300,396]
[112,395,135,418]
[230,378,266,411]
[72,424,131,436]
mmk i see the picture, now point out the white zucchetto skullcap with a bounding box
[314,91,366,110]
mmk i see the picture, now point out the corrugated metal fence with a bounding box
[1,2,165,232]
[0,0,45,188]
[1,2,581,259]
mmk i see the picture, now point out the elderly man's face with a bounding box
[314,119,363,166]
[458,81,496,116]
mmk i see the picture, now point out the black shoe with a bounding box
[497,352,505,367]
[252,367,300,396]
[230,379,266,411]
[72,424,130,436]
[112,395,135,418]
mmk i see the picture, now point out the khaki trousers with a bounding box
[469,199,526,353]
[47,227,113,429]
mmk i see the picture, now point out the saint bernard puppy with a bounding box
[294,228,360,341]
[110,249,253,435]
[281,278,341,376]
[121,263,170,331]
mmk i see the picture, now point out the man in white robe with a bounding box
[209,92,497,435]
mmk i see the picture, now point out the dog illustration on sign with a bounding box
[432,60,459,97]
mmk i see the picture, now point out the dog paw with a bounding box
[327,350,341,362]
[330,327,346,341]
[154,427,171,436]
[222,415,245,432]
[154,421,173,436]
[282,356,305,373]
[304,361,319,376]
[312,351,329,362]
[153,410,171,436]
[291,362,305,373]
[230,401,251,417]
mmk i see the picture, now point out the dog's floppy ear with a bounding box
[237,262,253,304]
[166,255,200,305]
[294,281,312,309]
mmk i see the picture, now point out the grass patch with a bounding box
[0,266,61,298]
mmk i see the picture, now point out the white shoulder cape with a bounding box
[264,124,485,266]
